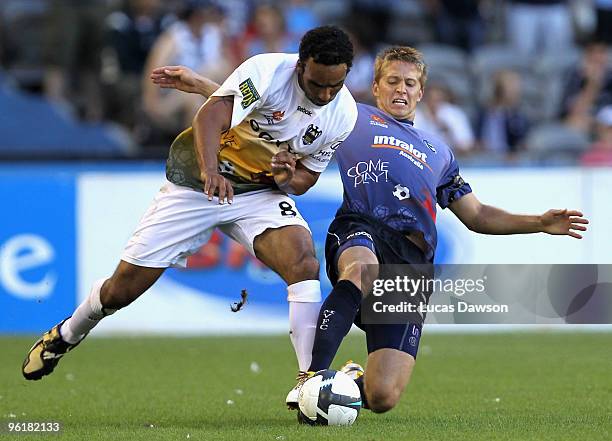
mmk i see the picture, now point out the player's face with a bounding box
[372,61,423,121]
[297,58,348,106]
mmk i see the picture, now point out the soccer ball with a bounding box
[297,370,362,426]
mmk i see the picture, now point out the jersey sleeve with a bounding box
[436,154,472,209]
[210,55,274,129]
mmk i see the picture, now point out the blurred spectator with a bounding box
[43,0,109,121]
[594,0,612,44]
[0,0,49,91]
[343,31,375,104]
[476,70,530,153]
[560,39,612,133]
[506,0,574,55]
[104,0,166,129]
[426,0,486,53]
[581,105,612,165]
[242,4,299,59]
[213,0,254,37]
[142,0,233,140]
[285,0,320,39]
[415,82,475,153]
[347,0,393,49]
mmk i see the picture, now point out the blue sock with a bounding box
[309,280,362,371]
[354,375,369,409]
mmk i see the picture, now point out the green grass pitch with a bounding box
[1,332,610,440]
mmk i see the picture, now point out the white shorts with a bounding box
[122,180,311,268]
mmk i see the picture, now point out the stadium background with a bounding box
[1,0,611,333]
[0,2,611,440]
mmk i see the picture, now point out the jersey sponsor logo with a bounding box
[308,140,342,163]
[302,124,322,145]
[297,105,313,116]
[247,119,292,150]
[423,139,436,153]
[346,231,373,241]
[346,159,389,187]
[372,135,432,172]
[239,78,260,109]
[370,114,389,128]
[264,110,285,124]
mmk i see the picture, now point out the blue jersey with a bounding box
[335,103,472,259]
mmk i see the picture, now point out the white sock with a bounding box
[287,280,322,372]
[60,279,114,344]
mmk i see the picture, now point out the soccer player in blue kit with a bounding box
[149,46,589,413]
[300,46,589,413]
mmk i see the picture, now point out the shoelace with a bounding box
[295,371,312,387]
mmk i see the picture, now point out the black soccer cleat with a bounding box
[22,318,85,381]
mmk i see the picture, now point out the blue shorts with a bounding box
[354,317,423,359]
[325,212,429,359]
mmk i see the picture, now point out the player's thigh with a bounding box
[220,191,317,284]
[365,348,415,412]
[122,180,220,269]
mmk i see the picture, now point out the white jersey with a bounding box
[211,53,357,177]
[167,53,357,193]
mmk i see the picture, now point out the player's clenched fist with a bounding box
[271,151,296,188]
[203,170,234,205]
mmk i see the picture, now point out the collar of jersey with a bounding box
[395,117,414,126]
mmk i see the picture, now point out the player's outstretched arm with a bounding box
[271,152,320,195]
[449,193,589,238]
[150,66,221,98]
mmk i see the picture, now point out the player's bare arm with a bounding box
[193,96,235,204]
[150,65,220,97]
[449,192,589,238]
[271,151,320,195]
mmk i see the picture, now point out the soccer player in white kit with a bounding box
[22,26,358,409]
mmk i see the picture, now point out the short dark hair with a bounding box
[299,25,354,70]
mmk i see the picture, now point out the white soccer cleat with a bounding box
[286,370,314,410]
[339,360,364,380]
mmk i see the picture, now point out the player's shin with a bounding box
[60,279,118,344]
[309,280,362,371]
[287,280,322,371]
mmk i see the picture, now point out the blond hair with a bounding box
[374,46,427,89]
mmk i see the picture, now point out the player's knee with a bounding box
[285,253,319,282]
[301,254,320,278]
[367,384,401,413]
[340,261,376,293]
